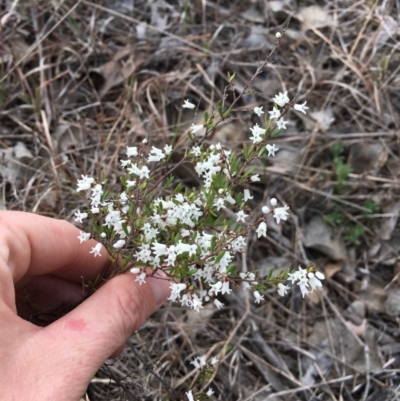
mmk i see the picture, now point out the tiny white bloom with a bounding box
[183,99,195,109]
[307,272,323,290]
[100,232,107,238]
[77,231,91,243]
[276,118,288,129]
[250,174,260,182]
[191,146,201,157]
[74,209,88,223]
[270,198,277,207]
[254,290,264,303]
[76,175,95,192]
[268,108,281,120]
[249,123,265,143]
[221,281,232,294]
[277,283,290,296]
[164,144,172,155]
[266,143,279,157]
[113,239,126,249]
[206,387,215,397]
[256,221,267,238]
[130,267,141,274]
[262,206,271,214]
[190,123,204,134]
[211,356,219,365]
[244,189,253,202]
[273,205,290,224]
[236,210,248,223]
[135,272,147,285]
[276,32,282,38]
[316,271,325,280]
[90,243,103,257]
[126,146,138,157]
[294,101,309,114]
[273,91,289,107]
[142,138,148,143]
[254,106,264,117]
[213,299,224,309]
[186,390,195,401]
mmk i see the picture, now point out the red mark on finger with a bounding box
[64,319,88,332]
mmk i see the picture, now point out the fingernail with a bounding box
[148,272,170,307]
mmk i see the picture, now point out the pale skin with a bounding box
[0,211,170,401]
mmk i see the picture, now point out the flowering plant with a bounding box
[74,38,325,398]
[75,84,323,312]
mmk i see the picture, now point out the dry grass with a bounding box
[1,0,400,400]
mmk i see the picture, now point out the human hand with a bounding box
[0,211,170,401]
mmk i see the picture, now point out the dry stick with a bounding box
[1,0,82,82]
[323,292,371,401]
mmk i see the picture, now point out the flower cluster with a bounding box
[75,90,324,315]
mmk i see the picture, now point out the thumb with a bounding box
[35,271,170,394]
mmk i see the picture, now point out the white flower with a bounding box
[294,101,309,114]
[91,207,99,214]
[120,159,131,168]
[191,146,201,157]
[307,272,324,290]
[299,279,309,297]
[273,205,290,224]
[236,210,248,223]
[76,175,95,192]
[77,231,91,243]
[249,123,265,143]
[142,138,148,143]
[164,144,172,155]
[268,108,281,120]
[221,281,232,294]
[186,391,194,401]
[211,356,219,365]
[276,118,288,129]
[113,239,126,249]
[148,146,166,162]
[273,91,289,108]
[126,146,138,157]
[74,209,88,223]
[250,174,260,182]
[138,166,150,179]
[254,106,264,117]
[168,283,187,301]
[190,123,204,133]
[183,99,196,109]
[256,221,267,238]
[276,32,282,38]
[213,197,225,211]
[277,283,290,296]
[253,290,264,303]
[266,143,279,157]
[90,243,103,257]
[130,267,141,274]
[270,198,277,207]
[316,271,325,280]
[213,299,224,309]
[152,242,168,256]
[135,272,147,285]
[206,388,215,397]
[262,206,271,214]
[244,189,253,202]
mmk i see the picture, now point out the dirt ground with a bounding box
[1,0,399,400]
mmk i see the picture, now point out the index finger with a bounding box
[0,211,109,284]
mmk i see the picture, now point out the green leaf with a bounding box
[217,100,223,117]
[204,111,209,123]
[223,109,231,118]
[271,128,282,137]
[215,251,225,264]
